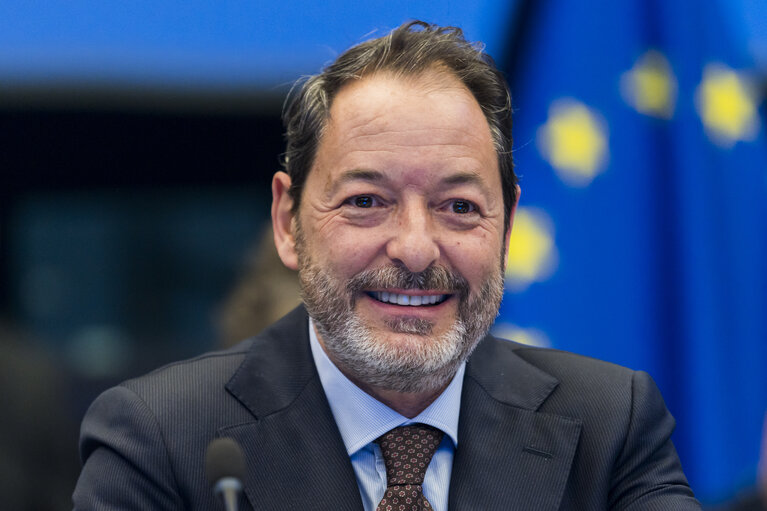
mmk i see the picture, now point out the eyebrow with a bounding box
[438,171,493,198]
[439,171,485,188]
[328,168,490,195]
[327,168,386,195]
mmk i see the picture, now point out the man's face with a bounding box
[279,69,514,393]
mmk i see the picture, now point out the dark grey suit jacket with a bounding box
[74,306,701,510]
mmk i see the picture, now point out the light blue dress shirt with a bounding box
[308,319,464,511]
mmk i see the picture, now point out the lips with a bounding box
[367,291,449,306]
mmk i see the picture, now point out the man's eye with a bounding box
[350,195,377,208]
[451,200,476,214]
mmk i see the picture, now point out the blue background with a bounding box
[2,0,766,505]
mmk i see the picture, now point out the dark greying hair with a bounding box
[281,20,517,229]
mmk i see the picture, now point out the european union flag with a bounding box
[495,0,767,503]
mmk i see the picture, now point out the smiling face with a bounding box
[272,68,516,394]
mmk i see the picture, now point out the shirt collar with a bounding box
[308,318,463,456]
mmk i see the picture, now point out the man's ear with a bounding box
[503,185,521,257]
[271,171,299,270]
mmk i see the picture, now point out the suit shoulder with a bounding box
[118,340,252,403]
[475,337,648,419]
[497,337,636,383]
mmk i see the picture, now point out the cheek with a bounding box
[443,235,504,282]
[299,207,383,271]
[312,227,388,274]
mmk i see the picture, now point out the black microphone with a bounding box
[205,437,246,511]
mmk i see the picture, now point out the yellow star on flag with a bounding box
[621,50,677,119]
[537,99,609,186]
[695,63,760,147]
[505,207,558,291]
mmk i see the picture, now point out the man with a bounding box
[74,21,701,510]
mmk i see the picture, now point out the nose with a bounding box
[385,203,440,273]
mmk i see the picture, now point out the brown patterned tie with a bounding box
[375,424,445,511]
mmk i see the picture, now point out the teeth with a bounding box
[372,292,447,306]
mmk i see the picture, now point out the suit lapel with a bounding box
[221,307,363,511]
[449,338,582,510]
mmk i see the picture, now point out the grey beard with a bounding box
[298,261,504,393]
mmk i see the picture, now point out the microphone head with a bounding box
[205,437,246,486]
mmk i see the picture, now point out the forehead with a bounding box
[328,70,489,141]
[311,69,498,186]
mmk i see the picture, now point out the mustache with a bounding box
[347,264,469,297]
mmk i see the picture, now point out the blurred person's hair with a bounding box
[217,225,301,347]
[281,20,518,229]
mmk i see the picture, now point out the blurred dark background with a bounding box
[2,0,766,508]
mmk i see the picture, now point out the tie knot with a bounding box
[376,424,444,486]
